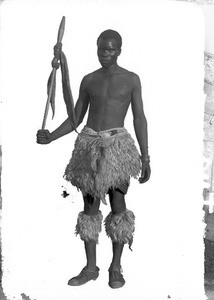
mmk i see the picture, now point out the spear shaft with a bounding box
[42,16,65,130]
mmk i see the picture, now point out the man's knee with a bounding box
[83,194,100,215]
[108,189,126,215]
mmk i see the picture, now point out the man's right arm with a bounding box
[37,76,90,144]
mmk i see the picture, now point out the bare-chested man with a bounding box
[37,30,151,289]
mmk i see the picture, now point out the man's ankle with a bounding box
[86,265,97,272]
[109,263,121,270]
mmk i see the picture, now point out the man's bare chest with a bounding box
[87,75,132,100]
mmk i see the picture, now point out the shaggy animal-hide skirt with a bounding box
[64,126,141,204]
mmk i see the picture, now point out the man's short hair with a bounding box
[97,30,122,49]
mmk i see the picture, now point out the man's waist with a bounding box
[80,126,127,138]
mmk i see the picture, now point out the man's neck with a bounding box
[101,63,119,74]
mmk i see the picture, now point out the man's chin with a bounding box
[99,60,110,67]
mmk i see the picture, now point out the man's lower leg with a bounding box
[110,241,124,270]
[85,240,97,271]
[68,206,103,286]
[105,208,135,288]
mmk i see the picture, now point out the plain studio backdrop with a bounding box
[0,1,205,300]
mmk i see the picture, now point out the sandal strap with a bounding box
[81,266,99,277]
[108,266,123,273]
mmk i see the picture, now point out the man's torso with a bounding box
[85,67,135,131]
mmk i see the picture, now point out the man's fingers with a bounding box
[37,130,49,134]
[139,176,148,184]
[139,177,149,184]
[139,166,151,184]
[138,169,145,183]
[37,134,48,138]
[36,130,50,144]
[139,176,149,184]
[37,136,48,141]
[37,130,50,139]
[37,139,48,144]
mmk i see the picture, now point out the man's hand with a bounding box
[36,129,52,144]
[139,161,151,184]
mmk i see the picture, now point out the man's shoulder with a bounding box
[126,70,140,80]
[80,72,95,89]
[82,69,101,82]
[118,68,141,88]
[127,70,141,86]
[118,67,140,79]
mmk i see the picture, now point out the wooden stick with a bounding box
[42,16,65,130]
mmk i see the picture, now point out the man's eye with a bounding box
[98,49,115,54]
[107,49,115,53]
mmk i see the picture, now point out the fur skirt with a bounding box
[64,126,141,204]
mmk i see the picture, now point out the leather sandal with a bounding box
[108,266,125,289]
[68,266,99,286]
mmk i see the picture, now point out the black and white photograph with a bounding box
[0,0,206,299]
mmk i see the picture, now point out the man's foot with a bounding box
[108,266,125,289]
[68,266,99,286]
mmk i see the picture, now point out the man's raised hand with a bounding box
[37,129,52,144]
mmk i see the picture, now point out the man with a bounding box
[37,29,151,289]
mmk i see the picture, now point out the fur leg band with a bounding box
[75,211,103,244]
[104,209,135,250]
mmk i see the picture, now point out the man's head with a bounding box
[97,30,122,68]
[97,30,122,49]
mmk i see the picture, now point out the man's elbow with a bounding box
[76,116,83,128]
[133,115,147,125]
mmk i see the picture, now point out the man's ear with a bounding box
[117,48,122,56]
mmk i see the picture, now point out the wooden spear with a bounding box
[41,16,65,130]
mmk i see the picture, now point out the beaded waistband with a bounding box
[80,126,127,139]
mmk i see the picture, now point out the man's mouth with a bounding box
[100,58,109,63]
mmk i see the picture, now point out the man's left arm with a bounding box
[131,73,151,183]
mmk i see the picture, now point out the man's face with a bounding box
[97,38,121,68]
